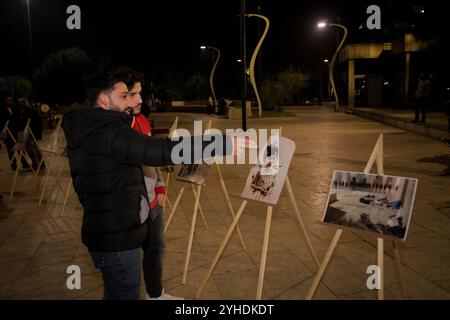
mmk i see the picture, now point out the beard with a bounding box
[132,104,142,116]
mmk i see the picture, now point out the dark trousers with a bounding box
[414,97,428,122]
[89,248,141,300]
[142,204,166,298]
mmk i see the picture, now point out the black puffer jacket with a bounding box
[62,108,179,251]
[63,108,231,252]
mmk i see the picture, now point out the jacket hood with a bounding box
[62,108,132,150]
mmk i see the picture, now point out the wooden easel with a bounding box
[164,119,249,284]
[38,117,68,205]
[34,116,65,178]
[9,119,45,198]
[306,134,408,300]
[195,129,320,300]
[0,120,16,145]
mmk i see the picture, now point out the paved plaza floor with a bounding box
[0,106,449,300]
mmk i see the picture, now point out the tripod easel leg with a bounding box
[306,229,343,300]
[162,172,171,212]
[10,151,22,199]
[164,184,186,234]
[378,238,384,300]
[28,158,46,198]
[215,163,246,251]
[256,205,273,300]
[39,153,56,205]
[45,166,66,204]
[183,184,202,284]
[195,200,248,299]
[392,241,407,299]
[285,176,320,268]
[62,179,72,215]
[191,184,208,229]
[165,195,173,211]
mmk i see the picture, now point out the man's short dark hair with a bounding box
[116,67,144,91]
[86,67,143,107]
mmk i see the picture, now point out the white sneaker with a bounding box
[145,289,184,300]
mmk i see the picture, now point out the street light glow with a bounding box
[237,59,242,63]
[317,22,327,28]
[324,59,329,63]
[200,46,207,50]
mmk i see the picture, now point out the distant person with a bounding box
[1,96,17,169]
[412,73,432,123]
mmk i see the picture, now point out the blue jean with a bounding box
[89,248,141,300]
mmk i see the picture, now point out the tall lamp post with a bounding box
[318,21,348,112]
[246,13,270,117]
[200,45,221,111]
[26,0,34,73]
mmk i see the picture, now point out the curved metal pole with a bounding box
[247,14,270,118]
[328,23,348,112]
[208,47,221,107]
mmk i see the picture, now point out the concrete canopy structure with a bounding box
[338,34,431,108]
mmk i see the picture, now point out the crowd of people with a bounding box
[0,96,44,171]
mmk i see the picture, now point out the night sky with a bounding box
[0,0,446,92]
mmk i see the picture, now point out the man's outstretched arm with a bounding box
[109,123,233,166]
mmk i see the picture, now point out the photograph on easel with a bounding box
[241,136,296,205]
[176,164,209,185]
[322,170,418,241]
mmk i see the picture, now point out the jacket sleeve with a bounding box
[108,122,232,166]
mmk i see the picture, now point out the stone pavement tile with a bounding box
[0,236,45,264]
[338,290,377,300]
[195,224,244,249]
[335,241,379,270]
[74,286,103,300]
[163,244,215,281]
[409,230,450,262]
[273,276,338,300]
[212,269,278,300]
[164,266,222,300]
[413,213,450,242]
[398,247,450,282]
[8,221,49,241]
[0,211,28,228]
[399,268,450,299]
[209,250,258,275]
[0,257,30,289]
[0,225,19,248]
[262,250,314,298]
[433,279,450,294]
[20,249,74,277]
[316,255,370,296]
[5,264,67,299]
[236,234,290,266]
[33,236,80,257]
[281,246,324,274]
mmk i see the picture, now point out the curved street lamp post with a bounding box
[246,14,270,117]
[318,22,348,112]
[201,46,221,111]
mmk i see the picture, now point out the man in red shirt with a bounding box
[126,70,182,300]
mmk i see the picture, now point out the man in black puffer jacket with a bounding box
[62,69,235,300]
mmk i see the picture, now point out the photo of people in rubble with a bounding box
[176,164,209,185]
[322,171,418,240]
[241,136,295,206]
